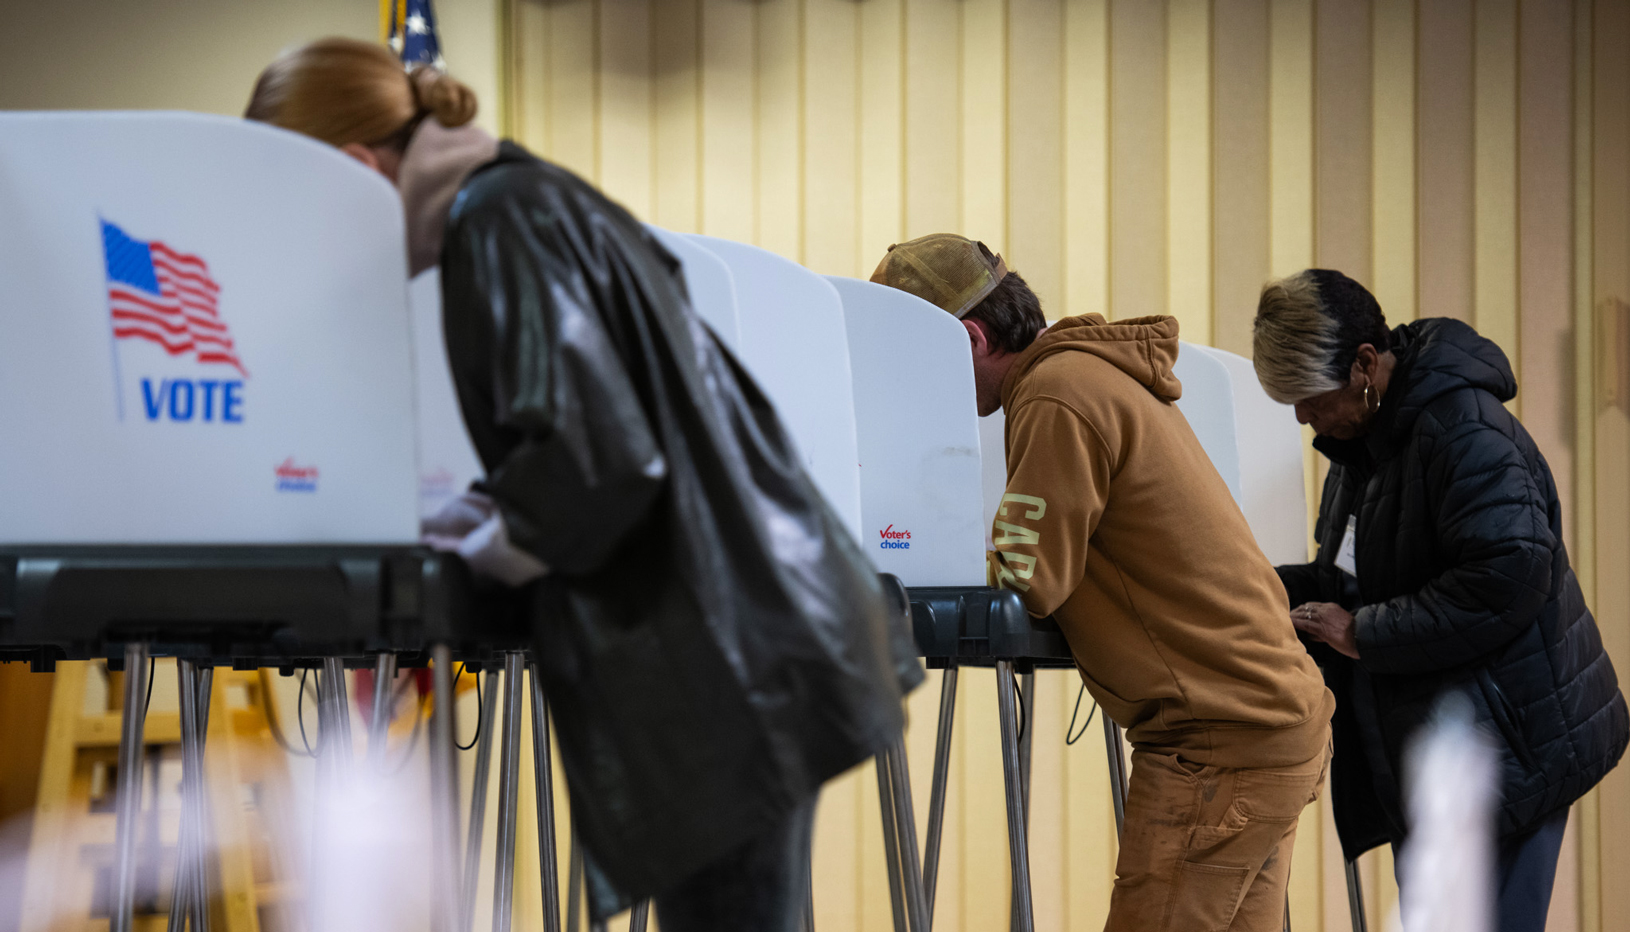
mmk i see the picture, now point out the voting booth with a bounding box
[0,113,500,932]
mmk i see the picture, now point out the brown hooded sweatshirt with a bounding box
[989,314,1334,768]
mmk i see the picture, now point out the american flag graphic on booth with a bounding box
[101,220,247,376]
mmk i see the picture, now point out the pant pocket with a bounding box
[1167,860,1251,932]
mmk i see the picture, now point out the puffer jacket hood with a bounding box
[1367,318,1517,455]
[1001,314,1183,408]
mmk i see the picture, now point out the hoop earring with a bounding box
[1363,381,1379,414]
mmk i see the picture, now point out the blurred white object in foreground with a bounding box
[1389,694,1498,932]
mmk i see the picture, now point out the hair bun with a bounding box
[408,66,478,128]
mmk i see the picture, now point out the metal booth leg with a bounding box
[886,736,929,932]
[461,670,502,932]
[1102,717,1128,837]
[492,652,525,932]
[628,901,650,932]
[875,753,909,932]
[1344,858,1368,932]
[317,657,355,785]
[368,652,398,768]
[922,666,958,926]
[1011,671,1035,932]
[111,642,151,932]
[994,660,1035,932]
[430,645,462,932]
[167,661,214,932]
[528,662,562,932]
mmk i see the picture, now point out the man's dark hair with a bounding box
[964,270,1045,354]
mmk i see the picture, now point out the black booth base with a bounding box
[905,586,1074,670]
[0,544,532,668]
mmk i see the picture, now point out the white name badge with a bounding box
[1335,515,1359,578]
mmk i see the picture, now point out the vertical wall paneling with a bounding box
[1519,1,1577,556]
[858,0,905,271]
[491,5,1630,928]
[1591,4,1630,932]
[598,0,652,219]
[1571,4,1598,930]
[1475,0,1520,380]
[507,0,550,153]
[1269,0,1315,278]
[1063,0,1110,322]
[1371,0,1417,322]
[803,0,859,277]
[902,0,961,239]
[546,0,599,182]
[1166,0,1212,344]
[1109,0,1169,320]
[1008,0,1066,322]
[756,0,803,259]
[959,0,1007,248]
[1417,0,1475,322]
[1212,0,1272,356]
[1313,0,1373,279]
[652,0,701,232]
[700,0,755,241]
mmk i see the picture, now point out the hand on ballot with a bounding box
[421,491,549,586]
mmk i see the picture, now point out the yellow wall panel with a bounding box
[651,0,701,232]
[598,0,652,219]
[1475,0,1520,380]
[1008,0,1066,319]
[1063,0,1110,322]
[1270,0,1315,278]
[756,0,803,258]
[960,0,1007,251]
[1166,0,1212,344]
[804,0,860,277]
[700,0,754,242]
[1418,0,1475,323]
[1212,0,1272,355]
[545,0,599,183]
[903,0,961,239]
[1371,0,1417,322]
[1109,0,1168,321]
[1314,0,1373,280]
[858,0,905,270]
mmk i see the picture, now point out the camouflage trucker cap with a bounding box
[869,234,1009,319]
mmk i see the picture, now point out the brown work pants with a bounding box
[1104,740,1329,932]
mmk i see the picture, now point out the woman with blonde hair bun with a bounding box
[246,38,916,932]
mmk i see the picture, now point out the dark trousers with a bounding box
[1393,806,1569,932]
[1494,807,1570,932]
[654,799,817,932]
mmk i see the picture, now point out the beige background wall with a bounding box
[0,0,502,135]
[497,1,1629,931]
[2,1,1627,931]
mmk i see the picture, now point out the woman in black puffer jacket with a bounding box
[1252,269,1626,932]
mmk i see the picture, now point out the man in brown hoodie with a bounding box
[872,235,1335,932]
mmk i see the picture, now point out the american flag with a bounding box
[101,220,247,376]
[386,0,445,71]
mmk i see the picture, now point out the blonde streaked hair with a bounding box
[245,38,476,150]
[1252,269,1389,404]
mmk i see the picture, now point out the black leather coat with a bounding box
[439,143,920,897]
[1277,318,1627,859]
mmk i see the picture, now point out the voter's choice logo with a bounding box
[879,524,912,550]
[101,219,248,423]
[275,458,319,493]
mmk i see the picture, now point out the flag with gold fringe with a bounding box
[382,0,444,70]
